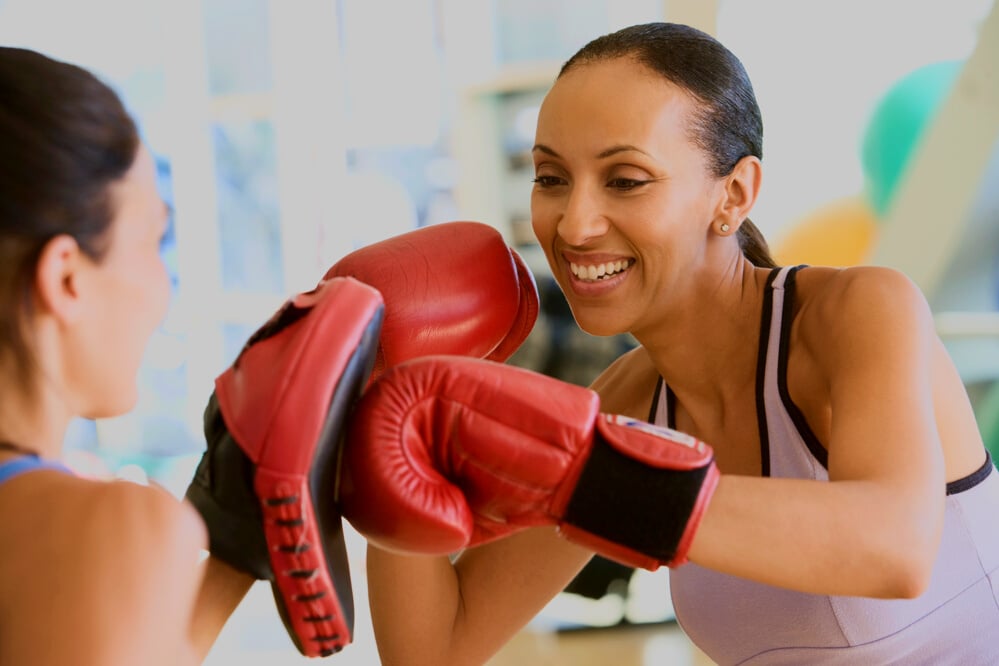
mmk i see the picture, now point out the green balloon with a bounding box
[860,60,962,218]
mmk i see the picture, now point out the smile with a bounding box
[569,259,634,281]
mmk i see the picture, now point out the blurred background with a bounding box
[2,0,997,663]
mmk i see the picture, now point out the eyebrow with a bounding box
[532,143,651,159]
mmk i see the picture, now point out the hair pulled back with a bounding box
[0,47,140,384]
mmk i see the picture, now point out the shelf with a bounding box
[935,311,999,339]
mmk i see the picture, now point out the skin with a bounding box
[365,56,988,665]
[0,146,253,665]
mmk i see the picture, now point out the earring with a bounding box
[720,223,730,233]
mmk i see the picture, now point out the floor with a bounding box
[487,622,714,666]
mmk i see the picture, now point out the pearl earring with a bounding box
[720,223,730,233]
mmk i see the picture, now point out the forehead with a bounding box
[536,58,697,154]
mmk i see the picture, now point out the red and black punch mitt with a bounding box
[185,276,383,658]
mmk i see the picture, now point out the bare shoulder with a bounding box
[6,474,206,591]
[588,345,659,418]
[85,477,207,555]
[1,474,206,663]
[797,266,933,343]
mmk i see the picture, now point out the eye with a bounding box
[531,175,566,189]
[607,177,650,191]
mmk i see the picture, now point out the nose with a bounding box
[557,183,609,247]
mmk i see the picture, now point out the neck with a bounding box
[636,259,771,407]
[0,377,71,461]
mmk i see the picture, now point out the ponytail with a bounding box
[737,218,777,268]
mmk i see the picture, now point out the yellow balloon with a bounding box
[773,196,879,267]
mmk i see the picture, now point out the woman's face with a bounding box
[70,145,171,418]
[531,57,724,337]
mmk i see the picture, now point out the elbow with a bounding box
[885,560,932,599]
[878,528,939,599]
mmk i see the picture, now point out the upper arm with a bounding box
[807,268,942,519]
[9,481,207,666]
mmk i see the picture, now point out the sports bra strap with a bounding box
[0,455,72,485]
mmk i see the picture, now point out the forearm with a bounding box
[366,545,464,666]
[687,474,943,598]
[188,555,255,661]
[366,528,592,666]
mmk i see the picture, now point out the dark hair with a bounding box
[559,22,776,268]
[0,47,140,385]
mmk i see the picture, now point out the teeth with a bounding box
[569,260,632,281]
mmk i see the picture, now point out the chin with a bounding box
[82,390,139,420]
[572,314,627,338]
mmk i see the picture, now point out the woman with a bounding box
[356,22,999,665]
[0,47,254,665]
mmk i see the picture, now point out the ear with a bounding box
[34,234,88,324]
[715,155,762,235]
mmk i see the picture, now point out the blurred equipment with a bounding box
[772,195,878,267]
[860,60,962,218]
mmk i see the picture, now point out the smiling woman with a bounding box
[344,22,999,666]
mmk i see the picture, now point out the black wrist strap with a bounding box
[562,434,711,563]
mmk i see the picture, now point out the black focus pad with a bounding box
[185,393,272,579]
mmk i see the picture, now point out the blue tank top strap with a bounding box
[0,455,72,485]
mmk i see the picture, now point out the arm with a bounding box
[360,348,655,666]
[188,553,255,660]
[366,528,592,666]
[689,267,945,598]
[341,354,715,663]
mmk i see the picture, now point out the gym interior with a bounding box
[2,0,996,663]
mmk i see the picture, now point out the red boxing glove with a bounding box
[340,356,719,571]
[323,221,538,376]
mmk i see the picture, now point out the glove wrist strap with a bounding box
[560,417,718,569]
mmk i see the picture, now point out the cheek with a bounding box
[530,193,556,240]
[150,258,171,321]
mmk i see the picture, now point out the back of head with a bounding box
[0,47,139,386]
[559,23,775,268]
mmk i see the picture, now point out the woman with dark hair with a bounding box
[353,23,999,665]
[0,47,254,664]
[0,45,552,665]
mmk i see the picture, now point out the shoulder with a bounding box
[6,474,205,585]
[796,265,932,329]
[0,475,206,664]
[588,345,659,418]
[71,479,208,595]
[89,477,207,551]
[794,265,935,368]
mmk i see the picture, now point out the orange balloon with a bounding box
[773,196,879,267]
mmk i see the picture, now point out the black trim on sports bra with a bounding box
[946,451,995,495]
[665,385,677,430]
[648,376,663,424]
[754,268,781,478]
[775,266,830,469]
